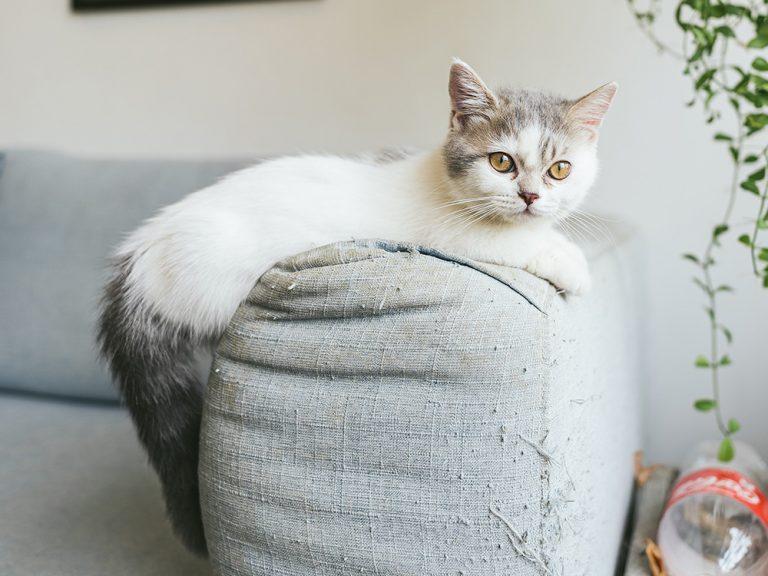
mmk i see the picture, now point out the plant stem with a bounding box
[702,263,728,436]
[701,113,743,438]
[749,150,768,276]
[639,21,686,59]
[627,0,686,59]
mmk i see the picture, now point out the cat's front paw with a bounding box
[524,242,591,295]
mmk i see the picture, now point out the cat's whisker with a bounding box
[438,203,494,228]
[567,213,615,246]
[437,204,487,234]
[556,209,597,245]
[432,195,499,211]
[570,207,619,223]
[438,210,488,236]
[447,204,499,239]
[436,198,492,210]
[569,209,620,243]
[564,216,601,243]
[572,211,615,238]
[571,223,598,245]
[570,210,614,231]
[558,218,588,246]
[439,199,496,221]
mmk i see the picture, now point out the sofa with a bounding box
[0,150,643,575]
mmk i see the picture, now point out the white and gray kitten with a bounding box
[99,60,616,554]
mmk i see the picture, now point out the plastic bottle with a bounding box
[658,441,768,575]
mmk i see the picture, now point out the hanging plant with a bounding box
[627,0,768,461]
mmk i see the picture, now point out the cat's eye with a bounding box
[489,152,515,173]
[548,161,572,180]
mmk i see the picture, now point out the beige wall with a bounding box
[2,0,766,462]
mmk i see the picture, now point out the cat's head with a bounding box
[442,59,616,224]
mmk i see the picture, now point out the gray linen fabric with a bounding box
[0,150,247,400]
[0,394,211,576]
[200,238,642,576]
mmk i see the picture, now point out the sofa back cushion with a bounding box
[0,150,247,400]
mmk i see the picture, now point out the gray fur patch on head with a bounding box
[443,87,573,179]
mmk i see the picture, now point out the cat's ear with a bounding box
[449,59,498,129]
[567,82,618,141]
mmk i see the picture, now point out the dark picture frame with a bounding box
[72,0,281,10]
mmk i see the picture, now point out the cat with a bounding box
[98,59,616,555]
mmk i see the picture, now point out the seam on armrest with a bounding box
[351,239,549,316]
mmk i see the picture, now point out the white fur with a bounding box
[117,147,595,338]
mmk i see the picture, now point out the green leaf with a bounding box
[721,326,733,344]
[715,25,736,38]
[691,26,711,47]
[690,46,705,63]
[754,57,768,72]
[758,219,768,230]
[759,248,768,262]
[746,113,768,129]
[727,419,741,433]
[753,74,768,90]
[695,355,711,368]
[745,154,760,164]
[720,4,750,16]
[720,355,732,366]
[741,180,760,195]
[739,234,753,246]
[716,284,733,292]
[748,36,768,49]
[748,167,766,181]
[683,253,701,264]
[695,68,717,89]
[714,132,732,141]
[709,4,726,17]
[713,224,729,238]
[742,91,765,110]
[694,398,717,411]
[730,146,740,162]
[718,437,735,462]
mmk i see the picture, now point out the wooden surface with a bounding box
[620,467,678,575]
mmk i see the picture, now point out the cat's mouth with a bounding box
[502,199,557,220]
[447,196,544,225]
[491,199,537,221]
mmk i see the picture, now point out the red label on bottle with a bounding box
[666,467,768,527]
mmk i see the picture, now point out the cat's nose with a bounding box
[518,191,540,206]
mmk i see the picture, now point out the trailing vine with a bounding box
[627,0,768,461]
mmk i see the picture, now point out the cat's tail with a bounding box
[97,254,212,556]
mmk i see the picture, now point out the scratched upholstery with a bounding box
[200,237,642,576]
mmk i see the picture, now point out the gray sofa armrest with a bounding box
[200,238,642,576]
